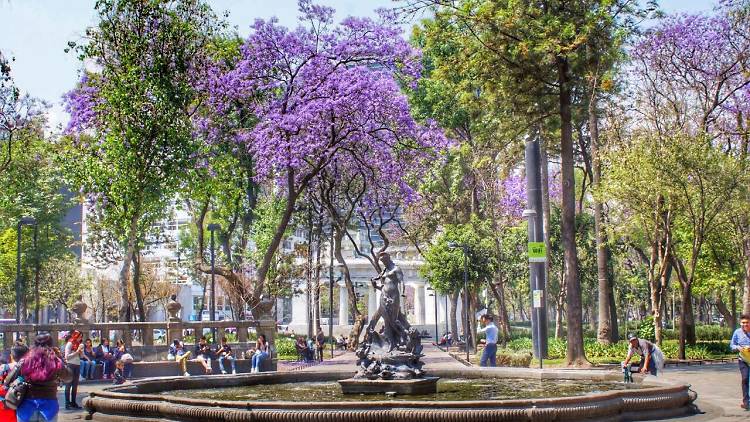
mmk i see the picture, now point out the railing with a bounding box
[1,319,277,362]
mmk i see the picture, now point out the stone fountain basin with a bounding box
[83,367,697,422]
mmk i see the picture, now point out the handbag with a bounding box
[120,353,134,363]
[3,361,29,411]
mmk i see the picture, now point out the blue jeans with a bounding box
[16,399,58,421]
[219,355,236,372]
[252,351,268,371]
[480,343,497,367]
[80,360,96,379]
[739,358,749,406]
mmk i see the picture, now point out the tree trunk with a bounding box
[608,281,619,341]
[558,56,587,366]
[678,282,696,359]
[590,98,615,344]
[118,214,139,322]
[333,227,363,350]
[540,134,553,306]
[488,279,511,343]
[555,302,565,339]
[449,291,459,340]
[715,295,733,328]
[132,250,146,322]
[744,238,750,315]
[255,172,299,297]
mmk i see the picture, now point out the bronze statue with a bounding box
[368,252,411,351]
[355,252,423,380]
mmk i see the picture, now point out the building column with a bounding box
[338,282,348,325]
[368,284,377,320]
[290,282,308,326]
[425,285,436,325]
[413,283,425,325]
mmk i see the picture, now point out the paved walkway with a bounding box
[56,349,747,421]
[657,362,749,421]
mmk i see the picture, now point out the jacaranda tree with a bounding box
[199,0,448,316]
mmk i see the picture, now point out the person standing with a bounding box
[217,337,236,375]
[623,333,663,376]
[477,314,498,367]
[63,330,83,410]
[112,360,126,385]
[0,343,29,421]
[8,333,72,422]
[315,328,325,362]
[730,314,750,410]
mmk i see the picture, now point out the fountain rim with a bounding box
[85,366,694,411]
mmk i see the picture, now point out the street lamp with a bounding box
[447,241,471,362]
[426,285,438,345]
[327,224,335,359]
[207,223,221,343]
[16,216,37,324]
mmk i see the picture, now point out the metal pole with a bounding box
[34,225,39,324]
[445,295,449,338]
[463,246,470,362]
[210,228,216,343]
[15,220,23,324]
[329,228,334,359]
[525,138,548,365]
[433,290,438,344]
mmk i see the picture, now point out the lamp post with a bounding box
[327,224,333,359]
[16,217,37,324]
[207,223,221,344]
[427,286,438,345]
[447,241,470,362]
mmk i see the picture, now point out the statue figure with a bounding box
[71,295,88,324]
[166,294,182,322]
[354,252,424,380]
[367,252,411,352]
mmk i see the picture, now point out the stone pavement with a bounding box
[656,362,749,421]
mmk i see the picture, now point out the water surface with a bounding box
[164,378,641,402]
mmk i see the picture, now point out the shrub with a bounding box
[275,337,298,360]
[495,351,533,367]
[638,316,655,342]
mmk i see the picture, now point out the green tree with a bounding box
[63,0,221,321]
[420,217,498,344]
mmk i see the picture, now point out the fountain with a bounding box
[81,253,698,421]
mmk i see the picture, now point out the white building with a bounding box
[81,202,457,336]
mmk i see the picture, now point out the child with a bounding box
[112,360,126,385]
[0,344,29,422]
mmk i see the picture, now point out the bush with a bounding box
[275,337,298,360]
[495,351,533,367]
[638,316,655,342]
[500,337,730,363]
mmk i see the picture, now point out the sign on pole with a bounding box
[528,242,547,262]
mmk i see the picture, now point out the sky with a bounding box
[0,0,719,132]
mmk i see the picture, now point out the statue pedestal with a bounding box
[338,377,439,395]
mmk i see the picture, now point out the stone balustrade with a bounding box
[1,319,277,362]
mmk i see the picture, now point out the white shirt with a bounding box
[65,341,81,365]
[477,322,498,344]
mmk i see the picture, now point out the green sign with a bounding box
[528,242,547,262]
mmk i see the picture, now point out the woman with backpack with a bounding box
[4,333,72,422]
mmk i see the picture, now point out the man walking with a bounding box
[477,314,498,367]
[730,314,750,410]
